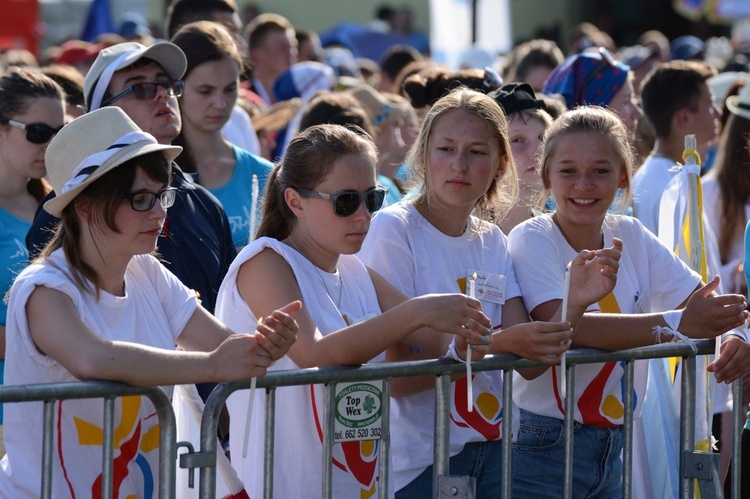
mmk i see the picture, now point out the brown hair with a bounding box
[245,13,294,50]
[171,21,244,172]
[408,86,517,223]
[39,153,171,298]
[0,68,65,202]
[256,124,378,240]
[640,60,716,139]
[712,112,750,263]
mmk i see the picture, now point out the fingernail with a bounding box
[481,336,489,343]
[471,344,477,350]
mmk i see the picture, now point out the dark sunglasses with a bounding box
[575,47,618,103]
[102,80,184,107]
[296,186,387,217]
[125,187,178,212]
[1,119,64,144]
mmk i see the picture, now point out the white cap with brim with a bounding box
[84,41,187,112]
[726,81,750,121]
[44,107,182,217]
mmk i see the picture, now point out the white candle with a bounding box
[249,174,259,243]
[466,273,477,412]
[560,264,571,400]
[242,315,263,458]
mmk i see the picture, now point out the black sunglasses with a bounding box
[296,186,387,217]
[1,119,64,144]
[125,187,178,212]
[102,80,184,107]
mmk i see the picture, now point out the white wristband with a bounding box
[653,309,698,353]
[445,337,463,362]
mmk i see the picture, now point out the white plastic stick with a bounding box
[560,265,571,400]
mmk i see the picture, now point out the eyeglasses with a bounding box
[125,187,178,212]
[0,119,64,144]
[295,186,387,217]
[102,80,184,107]
[575,47,618,103]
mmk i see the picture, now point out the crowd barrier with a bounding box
[0,340,743,498]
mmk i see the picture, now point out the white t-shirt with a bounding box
[0,250,197,498]
[358,202,522,490]
[216,237,388,499]
[222,104,261,156]
[507,214,700,426]
[701,174,749,291]
[632,154,679,234]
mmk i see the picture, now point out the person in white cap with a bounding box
[27,41,237,317]
[0,106,300,497]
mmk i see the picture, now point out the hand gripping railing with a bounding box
[185,339,741,499]
[0,381,177,498]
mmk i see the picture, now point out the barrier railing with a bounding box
[187,339,742,499]
[0,381,177,499]
[0,340,740,498]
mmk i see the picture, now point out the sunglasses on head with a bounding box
[1,119,64,144]
[102,80,184,107]
[295,186,388,217]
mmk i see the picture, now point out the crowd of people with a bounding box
[1,0,750,497]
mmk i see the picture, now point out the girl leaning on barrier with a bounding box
[0,68,65,458]
[507,106,750,498]
[0,107,300,498]
[214,124,493,498]
[357,87,619,497]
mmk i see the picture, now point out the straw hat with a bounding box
[726,82,750,121]
[84,41,187,111]
[347,84,408,128]
[252,98,302,133]
[44,107,182,217]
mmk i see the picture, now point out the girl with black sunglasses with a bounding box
[358,87,620,497]
[0,68,65,456]
[215,124,494,498]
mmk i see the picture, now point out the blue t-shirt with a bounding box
[0,207,30,423]
[209,145,273,248]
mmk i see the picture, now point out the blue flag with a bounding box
[80,0,114,42]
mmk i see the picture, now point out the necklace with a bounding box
[287,236,344,309]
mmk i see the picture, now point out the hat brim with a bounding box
[726,95,750,121]
[253,99,302,132]
[116,43,186,82]
[44,141,181,217]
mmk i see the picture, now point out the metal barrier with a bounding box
[187,339,743,499]
[0,381,177,499]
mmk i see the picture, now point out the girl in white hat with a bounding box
[0,106,300,497]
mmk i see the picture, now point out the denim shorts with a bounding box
[396,440,503,499]
[511,409,623,498]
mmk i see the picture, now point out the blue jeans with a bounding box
[396,440,503,498]
[511,409,623,498]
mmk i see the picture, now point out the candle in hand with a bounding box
[560,264,571,400]
[466,273,477,412]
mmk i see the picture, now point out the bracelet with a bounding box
[444,337,464,362]
[652,309,698,353]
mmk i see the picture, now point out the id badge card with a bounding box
[468,269,507,305]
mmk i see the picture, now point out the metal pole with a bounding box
[433,374,451,499]
[264,388,276,499]
[563,363,575,499]
[622,361,635,499]
[379,379,391,499]
[679,355,697,498]
[322,383,335,499]
[731,378,743,499]
[41,400,55,499]
[501,368,513,499]
[101,396,115,499]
